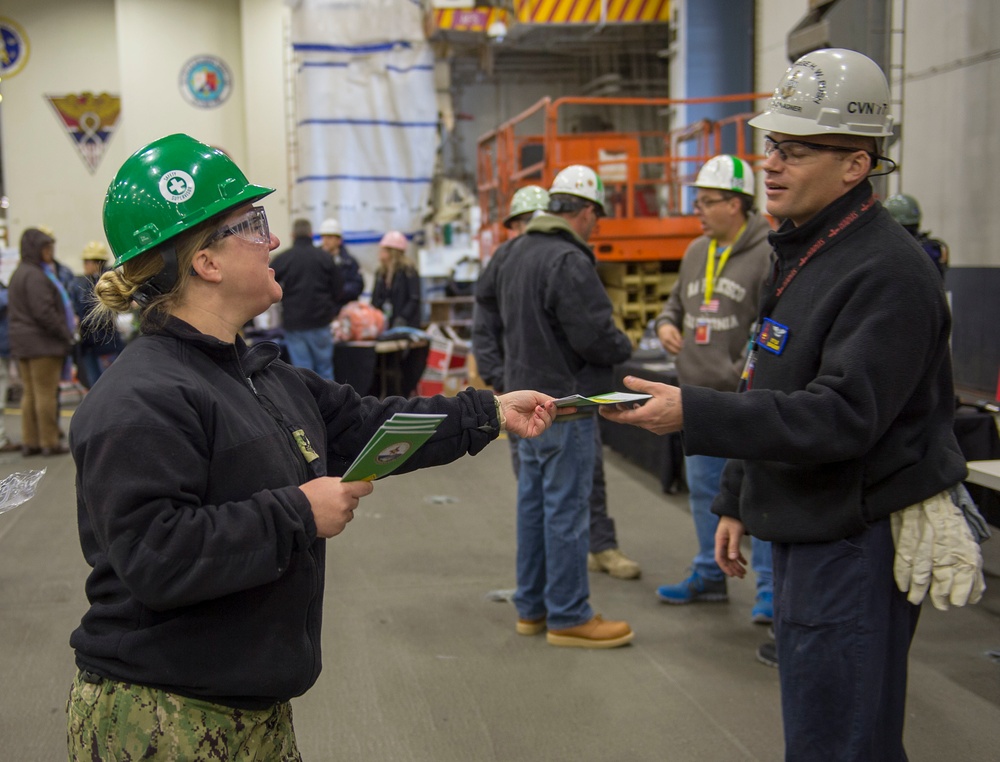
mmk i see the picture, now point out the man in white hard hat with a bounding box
[318,218,364,312]
[602,49,983,759]
[652,155,773,623]
[475,185,642,581]
[477,166,635,647]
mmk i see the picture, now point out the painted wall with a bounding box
[1,0,123,267]
[0,0,289,272]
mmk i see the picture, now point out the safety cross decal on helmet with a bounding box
[159,170,196,204]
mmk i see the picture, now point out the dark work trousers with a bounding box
[773,518,920,762]
[508,422,617,553]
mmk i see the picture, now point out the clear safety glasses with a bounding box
[692,196,729,212]
[210,207,270,246]
[763,136,866,165]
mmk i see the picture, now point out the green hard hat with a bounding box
[885,193,921,227]
[504,185,550,227]
[103,133,275,267]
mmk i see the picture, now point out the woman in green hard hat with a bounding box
[66,134,562,760]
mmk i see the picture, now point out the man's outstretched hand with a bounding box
[599,376,683,435]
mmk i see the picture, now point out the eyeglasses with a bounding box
[763,136,866,165]
[209,207,270,246]
[692,196,729,212]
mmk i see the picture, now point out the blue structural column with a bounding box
[675,0,755,188]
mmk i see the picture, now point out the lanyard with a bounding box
[759,194,877,318]
[703,223,745,305]
[739,193,876,393]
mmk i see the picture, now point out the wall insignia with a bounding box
[179,55,232,108]
[45,92,121,174]
[0,16,30,78]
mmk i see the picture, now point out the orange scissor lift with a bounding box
[475,93,769,343]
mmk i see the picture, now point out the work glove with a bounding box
[948,483,992,544]
[890,490,986,611]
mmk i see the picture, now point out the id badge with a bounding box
[694,317,711,345]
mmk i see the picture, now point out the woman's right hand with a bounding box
[299,477,375,538]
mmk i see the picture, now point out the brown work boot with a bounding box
[588,548,641,580]
[546,615,634,648]
[516,617,546,636]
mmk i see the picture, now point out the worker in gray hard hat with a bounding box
[885,194,949,277]
[601,48,980,760]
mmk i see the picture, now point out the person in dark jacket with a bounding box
[602,50,983,761]
[69,240,125,388]
[270,218,342,380]
[318,217,364,311]
[66,133,562,760]
[474,184,642,581]
[8,228,74,456]
[885,193,949,277]
[477,164,635,648]
[371,230,420,328]
[370,230,427,397]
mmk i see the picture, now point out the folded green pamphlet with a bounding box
[553,392,652,408]
[342,413,447,482]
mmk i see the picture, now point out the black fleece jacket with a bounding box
[474,214,633,398]
[270,236,343,330]
[69,317,501,708]
[682,181,966,543]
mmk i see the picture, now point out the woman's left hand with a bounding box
[496,391,566,438]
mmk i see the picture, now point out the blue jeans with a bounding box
[284,327,334,381]
[513,417,595,630]
[774,519,919,761]
[685,454,772,595]
[508,424,618,554]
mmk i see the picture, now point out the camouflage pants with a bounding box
[66,670,302,761]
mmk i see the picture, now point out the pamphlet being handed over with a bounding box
[342,413,447,482]
[553,392,652,408]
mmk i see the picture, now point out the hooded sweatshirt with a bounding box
[655,210,773,391]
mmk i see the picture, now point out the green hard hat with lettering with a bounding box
[885,193,921,227]
[103,133,275,267]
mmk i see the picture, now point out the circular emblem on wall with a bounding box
[159,170,195,204]
[179,55,232,109]
[0,17,30,78]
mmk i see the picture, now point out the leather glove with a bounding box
[891,491,986,610]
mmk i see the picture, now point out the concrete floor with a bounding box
[1,416,999,761]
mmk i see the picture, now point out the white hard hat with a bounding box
[549,165,606,215]
[689,155,755,197]
[749,48,894,138]
[379,230,408,251]
[319,218,342,236]
[504,185,550,227]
